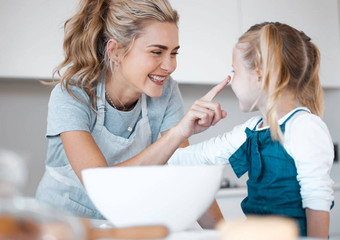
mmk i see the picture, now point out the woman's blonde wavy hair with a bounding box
[236,22,324,142]
[52,0,179,111]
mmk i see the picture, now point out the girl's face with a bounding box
[115,21,179,98]
[231,48,261,112]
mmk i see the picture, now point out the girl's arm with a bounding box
[62,78,229,182]
[306,208,329,238]
[286,112,334,238]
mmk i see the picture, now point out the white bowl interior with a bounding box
[82,165,224,232]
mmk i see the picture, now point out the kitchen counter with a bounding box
[334,182,340,190]
[98,229,331,240]
[217,187,247,197]
[164,230,219,240]
[91,218,335,240]
[217,181,340,194]
[165,232,330,240]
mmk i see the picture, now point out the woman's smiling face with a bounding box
[114,21,179,98]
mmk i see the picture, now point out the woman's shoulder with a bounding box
[47,82,95,136]
[50,82,90,105]
[48,82,94,120]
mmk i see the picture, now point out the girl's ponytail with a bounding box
[296,38,324,118]
[260,24,290,142]
[54,0,109,109]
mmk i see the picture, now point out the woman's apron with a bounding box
[36,80,152,219]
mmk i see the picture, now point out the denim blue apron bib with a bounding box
[36,80,152,219]
[229,109,307,236]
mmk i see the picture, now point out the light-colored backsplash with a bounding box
[0,79,339,196]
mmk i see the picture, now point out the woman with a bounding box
[36,0,228,228]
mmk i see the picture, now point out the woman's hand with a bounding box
[175,76,231,139]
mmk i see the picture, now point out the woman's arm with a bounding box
[162,136,224,228]
[115,78,228,167]
[62,78,230,182]
[198,200,224,229]
[306,208,329,238]
[161,131,189,148]
[61,131,108,182]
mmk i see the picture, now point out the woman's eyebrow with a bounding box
[147,44,180,50]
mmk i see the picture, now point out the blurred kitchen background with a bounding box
[1,0,340,238]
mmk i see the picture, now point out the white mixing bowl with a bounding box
[82,165,224,232]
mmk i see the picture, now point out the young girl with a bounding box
[36,0,227,227]
[168,22,334,238]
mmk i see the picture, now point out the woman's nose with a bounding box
[160,56,176,73]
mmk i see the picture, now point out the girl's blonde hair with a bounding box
[53,0,179,110]
[236,22,324,141]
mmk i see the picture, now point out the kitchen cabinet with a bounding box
[169,0,240,84]
[0,0,78,80]
[172,0,340,87]
[1,0,339,87]
[216,188,246,220]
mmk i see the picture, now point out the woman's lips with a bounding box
[148,74,167,85]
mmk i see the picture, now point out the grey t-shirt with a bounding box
[45,77,184,166]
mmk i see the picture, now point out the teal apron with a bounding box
[229,109,307,236]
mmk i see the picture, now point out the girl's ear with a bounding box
[106,38,120,62]
[254,68,263,90]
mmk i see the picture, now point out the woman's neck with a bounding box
[105,74,141,111]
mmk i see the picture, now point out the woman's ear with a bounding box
[255,68,262,82]
[106,38,120,63]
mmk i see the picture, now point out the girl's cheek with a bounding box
[230,81,235,93]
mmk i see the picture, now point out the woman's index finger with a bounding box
[201,76,231,101]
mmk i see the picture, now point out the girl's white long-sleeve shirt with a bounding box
[168,107,334,212]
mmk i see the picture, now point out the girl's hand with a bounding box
[175,76,231,139]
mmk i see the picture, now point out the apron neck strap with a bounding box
[141,94,148,117]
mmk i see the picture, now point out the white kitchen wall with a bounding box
[0,79,339,196]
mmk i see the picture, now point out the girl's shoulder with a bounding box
[284,107,333,154]
[285,107,329,132]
